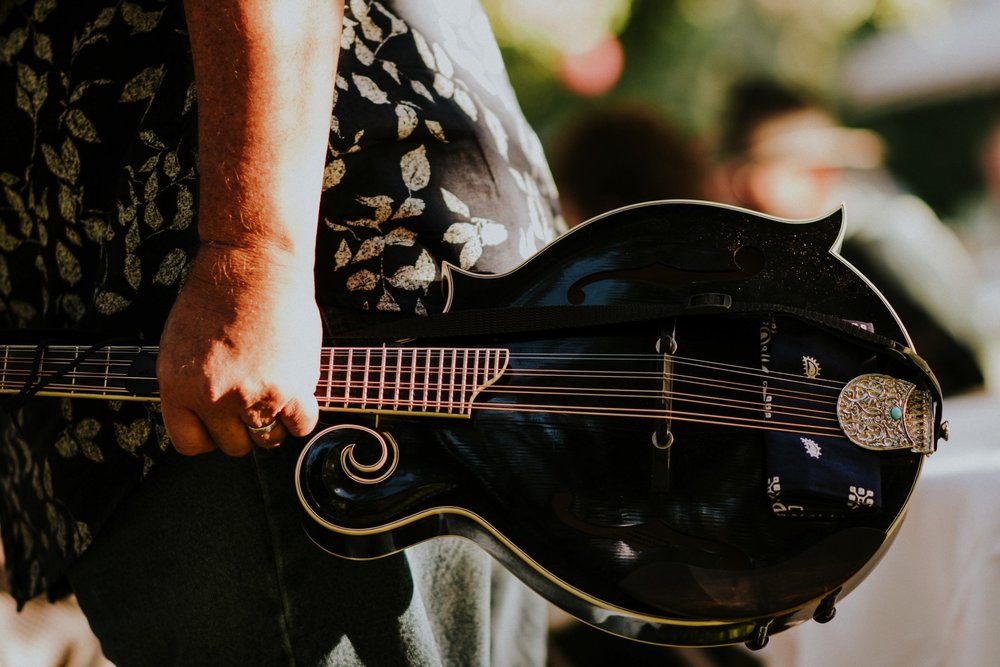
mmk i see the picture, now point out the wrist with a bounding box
[192,239,316,291]
[195,179,322,262]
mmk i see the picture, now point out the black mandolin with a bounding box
[0,202,946,648]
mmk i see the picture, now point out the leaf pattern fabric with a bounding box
[316,0,563,315]
[0,0,562,604]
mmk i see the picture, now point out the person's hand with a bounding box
[156,242,321,456]
[162,0,340,456]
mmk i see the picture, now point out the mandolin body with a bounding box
[295,201,937,647]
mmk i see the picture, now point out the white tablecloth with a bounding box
[763,390,1000,667]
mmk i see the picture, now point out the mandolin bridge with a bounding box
[837,374,936,455]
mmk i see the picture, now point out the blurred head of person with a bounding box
[712,77,884,219]
[549,103,710,228]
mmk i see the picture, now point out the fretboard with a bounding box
[0,344,509,418]
[318,346,508,416]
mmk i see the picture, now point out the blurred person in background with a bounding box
[712,77,984,396]
[952,116,1000,264]
[951,114,1000,385]
[549,102,711,228]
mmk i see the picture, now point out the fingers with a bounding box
[163,391,318,457]
[242,390,319,446]
[166,411,276,457]
[204,409,256,457]
[279,393,320,438]
[243,393,319,450]
[244,414,286,450]
[161,393,279,458]
[160,401,224,457]
[155,268,324,458]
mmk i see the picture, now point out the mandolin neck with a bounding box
[0,344,510,418]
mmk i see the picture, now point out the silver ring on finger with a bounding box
[247,418,279,437]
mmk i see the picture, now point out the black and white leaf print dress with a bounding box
[0,0,562,604]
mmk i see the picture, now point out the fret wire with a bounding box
[451,349,457,413]
[432,349,442,413]
[427,348,435,412]
[450,349,457,413]
[424,349,431,411]
[423,349,432,412]
[383,348,390,409]
[393,348,402,410]
[424,347,432,412]
[372,347,386,410]
[376,346,385,410]
[461,348,469,414]
[343,349,353,409]
[70,346,79,390]
[103,347,111,392]
[1,345,8,393]
[409,348,418,412]
[362,348,372,410]
[448,348,458,412]
[323,349,332,407]
[471,349,481,415]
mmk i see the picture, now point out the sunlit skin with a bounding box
[716,110,846,220]
[156,0,344,456]
[741,159,842,220]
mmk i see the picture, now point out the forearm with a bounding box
[157,0,342,455]
[183,0,342,270]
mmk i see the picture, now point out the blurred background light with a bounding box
[481,0,988,217]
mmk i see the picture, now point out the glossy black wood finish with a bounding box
[296,202,932,647]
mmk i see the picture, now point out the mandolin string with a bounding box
[510,352,846,390]
[314,367,843,426]
[0,388,843,436]
[0,348,838,395]
[0,348,836,432]
[313,363,842,406]
[0,378,832,421]
[500,368,840,403]
[0,345,846,392]
[308,346,846,429]
[309,349,847,396]
[465,402,845,436]
[0,367,841,408]
[0,348,846,408]
[0,346,849,424]
[304,381,844,433]
[313,373,841,412]
[312,382,841,426]
[477,385,840,423]
[0,374,840,426]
